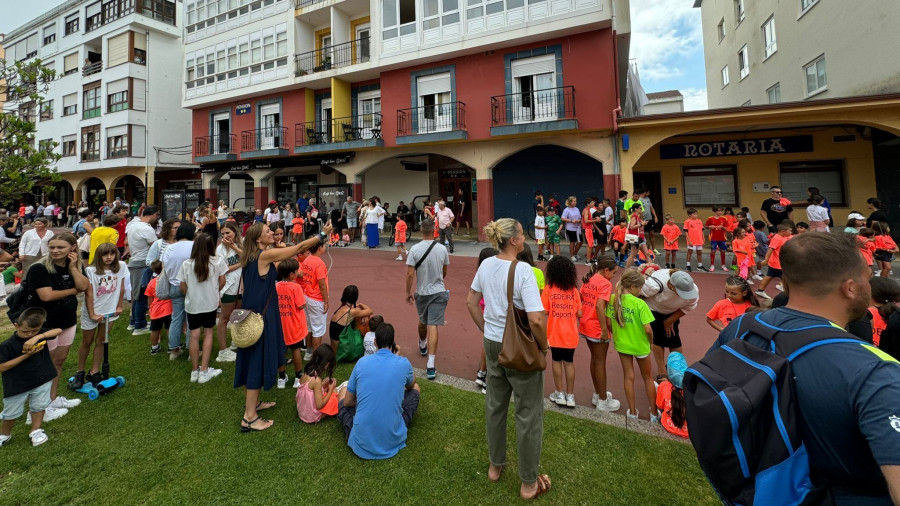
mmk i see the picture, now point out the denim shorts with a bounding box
[1,380,52,420]
[710,240,728,251]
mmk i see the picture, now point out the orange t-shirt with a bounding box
[277,281,308,345]
[869,307,886,347]
[706,298,752,327]
[875,235,898,252]
[660,224,682,250]
[732,237,755,263]
[578,274,612,338]
[611,225,626,244]
[656,381,689,438]
[144,277,173,320]
[683,218,704,246]
[858,236,876,266]
[292,217,305,234]
[394,220,408,243]
[541,286,582,349]
[300,254,328,301]
[724,214,738,232]
[767,233,792,270]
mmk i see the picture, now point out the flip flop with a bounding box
[240,416,273,433]
[521,474,551,500]
[488,464,505,483]
[256,401,276,411]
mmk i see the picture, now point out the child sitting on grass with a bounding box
[0,308,63,447]
[656,351,689,438]
[145,260,173,355]
[542,256,582,408]
[296,344,342,423]
[363,315,384,356]
[276,258,307,388]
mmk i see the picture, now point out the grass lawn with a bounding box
[0,318,717,504]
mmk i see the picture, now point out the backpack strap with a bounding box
[737,311,862,360]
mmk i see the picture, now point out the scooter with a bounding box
[68,314,126,400]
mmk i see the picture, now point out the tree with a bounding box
[0,58,61,206]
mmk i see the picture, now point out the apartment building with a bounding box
[696,0,900,108]
[2,0,192,208]
[185,0,631,232]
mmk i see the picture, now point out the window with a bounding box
[383,0,416,39]
[276,30,287,58]
[734,0,744,23]
[107,126,129,158]
[108,32,130,67]
[81,125,100,161]
[801,0,818,12]
[804,55,827,95]
[762,17,777,58]
[511,55,558,123]
[133,32,147,65]
[423,0,460,31]
[767,83,781,104]
[65,13,79,35]
[417,72,452,132]
[721,65,730,87]
[780,160,845,207]
[738,45,749,79]
[63,93,78,116]
[263,35,274,61]
[108,88,129,112]
[64,53,79,75]
[83,83,101,119]
[682,165,738,207]
[43,25,56,45]
[62,135,77,157]
[40,100,53,121]
[717,18,725,42]
[39,139,54,154]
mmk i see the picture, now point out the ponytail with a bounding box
[613,281,627,327]
[613,270,646,327]
[726,275,760,307]
[584,256,617,284]
[870,277,900,320]
[670,386,687,429]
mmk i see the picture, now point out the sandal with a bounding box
[521,474,551,500]
[240,416,273,433]
[488,464,505,483]
[256,401,276,411]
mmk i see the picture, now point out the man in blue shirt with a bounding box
[296,193,310,216]
[337,323,421,459]
[710,233,900,503]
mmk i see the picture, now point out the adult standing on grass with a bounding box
[125,205,160,337]
[234,220,332,432]
[640,269,698,381]
[466,218,551,500]
[161,222,197,360]
[760,186,793,234]
[405,220,449,380]
[18,218,53,280]
[561,196,583,261]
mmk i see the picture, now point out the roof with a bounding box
[646,90,683,101]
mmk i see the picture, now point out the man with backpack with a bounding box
[688,233,900,504]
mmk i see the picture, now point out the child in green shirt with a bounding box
[545,207,562,258]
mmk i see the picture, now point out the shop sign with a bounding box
[321,155,352,165]
[660,135,813,160]
[440,169,470,178]
[236,103,252,115]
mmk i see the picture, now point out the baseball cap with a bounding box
[269,200,277,204]
[667,352,688,389]
[847,212,865,221]
[670,271,699,300]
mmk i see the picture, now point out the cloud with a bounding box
[628,0,704,81]
[680,87,709,111]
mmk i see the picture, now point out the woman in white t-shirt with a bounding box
[76,242,127,386]
[180,232,227,384]
[217,200,229,225]
[214,222,243,363]
[465,218,551,500]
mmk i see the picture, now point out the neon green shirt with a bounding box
[531,266,545,292]
[606,293,655,356]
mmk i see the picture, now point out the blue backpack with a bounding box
[684,312,860,505]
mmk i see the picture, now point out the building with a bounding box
[695,0,900,108]
[643,90,683,115]
[185,0,632,234]
[1,0,193,208]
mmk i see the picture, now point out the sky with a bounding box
[2,0,709,110]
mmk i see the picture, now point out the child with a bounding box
[579,257,620,412]
[756,223,793,299]
[607,270,659,422]
[534,206,547,261]
[0,308,62,447]
[731,227,755,281]
[145,260,173,356]
[796,222,810,233]
[518,244,545,291]
[180,233,226,384]
[276,258,308,388]
[706,276,759,332]
[296,344,341,424]
[394,219,408,261]
[582,198,598,265]
[869,277,900,347]
[541,257,582,408]
[291,214,305,244]
[623,202,653,270]
[752,220,768,280]
[741,207,752,222]
[70,243,126,389]
[610,218,627,265]
[363,315,384,356]
[858,228,877,269]
[844,212,866,234]
[341,229,351,246]
[660,215,682,269]
[656,351,689,438]
[473,247,499,394]
[683,208,704,272]
[545,206,562,258]
[806,195,830,232]
[705,207,729,272]
[873,222,898,277]
[591,202,608,259]
[723,207,738,236]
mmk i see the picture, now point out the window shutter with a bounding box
[44,25,55,39]
[417,73,451,96]
[64,53,79,72]
[14,41,26,61]
[62,134,76,143]
[107,79,129,94]
[134,32,147,51]
[107,125,128,137]
[26,33,39,53]
[108,32,129,67]
[132,79,146,110]
[511,55,554,78]
[63,93,77,107]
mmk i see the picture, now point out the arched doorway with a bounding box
[52,180,75,208]
[492,145,603,226]
[82,178,107,211]
[112,175,146,205]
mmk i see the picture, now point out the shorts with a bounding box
[874,251,896,263]
[337,390,419,440]
[221,293,238,304]
[619,352,650,360]
[645,219,657,231]
[346,219,358,228]
[415,290,449,326]
[611,240,624,250]
[687,244,703,251]
[594,230,608,245]
[305,297,327,337]
[548,234,560,245]
[537,238,545,245]
[766,267,783,279]
[1,380,52,420]
[581,333,611,344]
[396,241,406,247]
[650,311,682,349]
[80,311,120,331]
[46,325,76,352]
[584,229,595,248]
[186,310,217,329]
[565,230,581,243]
[710,241,728,251]
[150,315,172,331]
[550,347,575,362]
[287,340,306,350]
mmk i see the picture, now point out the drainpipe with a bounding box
[610,0,624,196]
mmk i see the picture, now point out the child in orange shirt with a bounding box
[869,277,900,347]
[731,226,755,281]
[276,258,308,388]
[682,208,705,272]
[394,218,408,261]
[610,218,627,265]
[873,222,898,277]
[723,207,738,235]
[857,228,876,268]
[706,276,759,332]
[660,214,682,269]
[656,352,689,438]
[145,260,173,355]
[756,223,792,299]
[291,215,305,244]
[541,256,582,408]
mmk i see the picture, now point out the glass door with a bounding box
[419,92,451,133]
[259,104,280,149]
[514,72,556,122]
[213,112,230,154]
[359,95,381,138]
[321,99,333,142]
[356,25,370,63]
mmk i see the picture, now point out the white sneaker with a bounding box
[126,324,135,331]
[565,394,576,408]
[775,283,784,292]
[549,391,566,405]
[29,429,48,447]
[396,255,403,261]
[190,369,199,383]
[874,270,882,276]
[755,289,772,300]
[752,274,763,280]
[216,349,236,363]
[43,406,68,422]
[277,376,287,389]
[650,412,661,424]
[0,434,10,447]
[50,396,81,409]
[169,347,184,361]
[293,377,301,388]
[229,343,237,351]
[722,265,730,272]
[303,350,313,362]
[591,392,600,406]
[198,368,222,384]
[746,278,754,285]
[596,392,621,412]
[626,409,639,420]
[132,327,151,336]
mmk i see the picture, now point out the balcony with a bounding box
[86,0,176,33]
[294,113,384,154]
[195,134,237,162]
[241,127,289,158]
[490,86,577,136]
[294,0,327,7]
[294,37,371,77]
[82,61,103,77]
[396,102,467,144]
